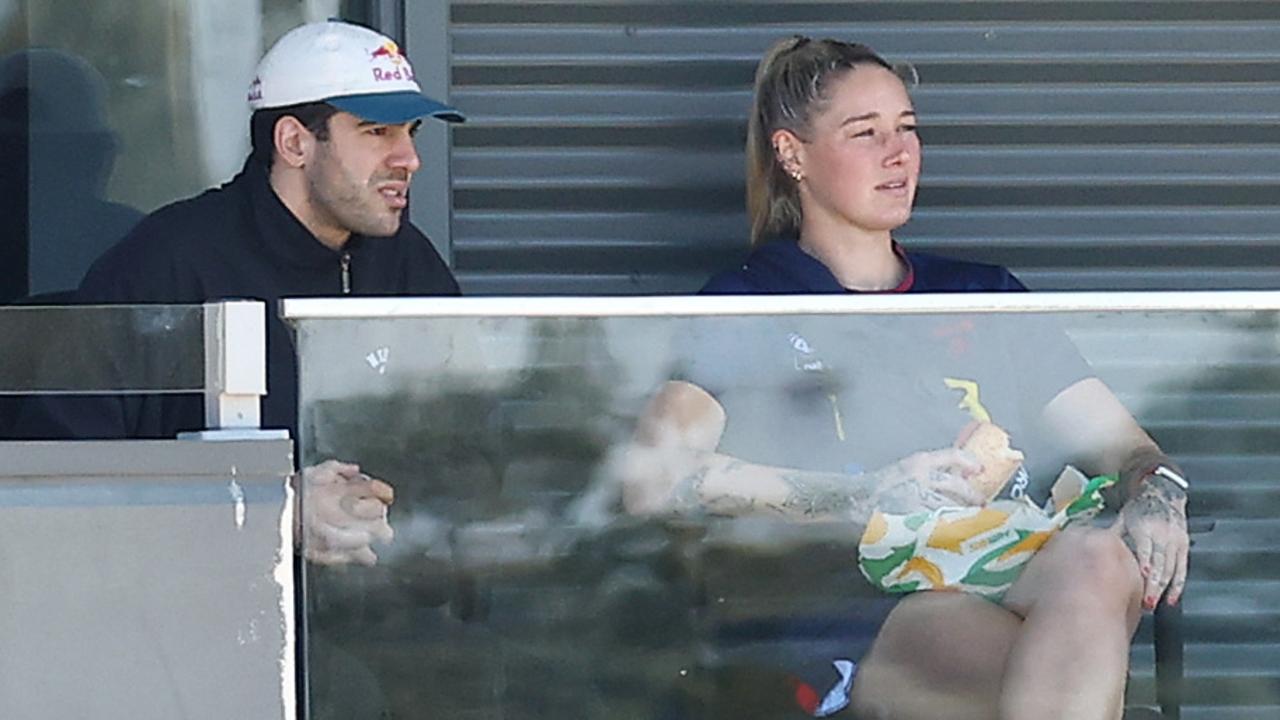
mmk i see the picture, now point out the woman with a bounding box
[622,37,1189,720]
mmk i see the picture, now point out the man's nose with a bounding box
[390,132,421,173]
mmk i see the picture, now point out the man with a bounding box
[19,20,464,565]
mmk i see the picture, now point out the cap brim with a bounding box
[327,91,465,124]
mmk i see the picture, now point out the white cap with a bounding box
[248,20,463,124]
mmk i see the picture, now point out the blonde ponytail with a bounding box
[745,37,896,247]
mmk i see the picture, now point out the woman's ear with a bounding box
[771,128,805,182]
[273,116,313,169]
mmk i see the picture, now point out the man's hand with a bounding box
[298,460,395,566]
[870,447,986,514]
[1115,475,1189,609]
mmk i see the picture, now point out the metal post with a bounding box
[405,0,456,267]
[343,0,405,43]
[180,300,287,441]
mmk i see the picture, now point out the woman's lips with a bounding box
[876,179,911,196]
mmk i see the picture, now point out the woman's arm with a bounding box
[1041,377,1190,607]
[620,381,985,525]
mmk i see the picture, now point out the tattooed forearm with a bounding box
[671,466,710,515]
[650,445,978,524]
[778,471,859,518]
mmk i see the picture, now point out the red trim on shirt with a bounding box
[886,240,915,293]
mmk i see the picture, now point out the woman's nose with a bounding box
[884,142,910,166]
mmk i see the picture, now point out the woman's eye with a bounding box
[850,128,875,139]
[900,124,919,134]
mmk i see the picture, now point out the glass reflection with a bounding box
[294,308,1279,719]
[0,304,205,394]
[0,0,340,302]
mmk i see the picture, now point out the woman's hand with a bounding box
[869,447,986,514]
[1114,475,1189,609]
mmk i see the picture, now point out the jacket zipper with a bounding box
[340,252,352,294]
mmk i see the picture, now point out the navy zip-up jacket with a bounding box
[18,158,459,440]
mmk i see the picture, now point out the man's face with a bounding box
[303,111,422,240]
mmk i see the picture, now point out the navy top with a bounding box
[680,238,1093,503]
[702,239,1027,294]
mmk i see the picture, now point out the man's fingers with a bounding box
[304,547,349,566]
[344,496,391,521]
[312,524,376,551]
[303,460,362,486]
[366,477,395,504]
[348,546,378,566]
[369,518,394,544]
[305,546,378,567]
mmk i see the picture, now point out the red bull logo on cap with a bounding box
[370,41,403,63]
[369,40,414,82]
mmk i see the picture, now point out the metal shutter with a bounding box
[445,0,1280,295]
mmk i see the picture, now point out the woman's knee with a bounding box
[852,593,1018,713]
[1033,528,1143,607]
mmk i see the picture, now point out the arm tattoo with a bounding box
[778,472,857,518]
[1125,482,1186,528]
[1121,474,1187,551]
[671,466,710,515]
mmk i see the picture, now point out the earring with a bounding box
[790,169,804,182]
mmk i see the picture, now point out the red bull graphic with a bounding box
[370,41,403,63]
[247,77,263,103]
[369,41,414,83]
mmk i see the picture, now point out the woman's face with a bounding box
[780,65,921,239]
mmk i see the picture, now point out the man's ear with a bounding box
[273,116,313,169]
[771,128,805,180]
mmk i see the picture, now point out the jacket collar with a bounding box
[239,158,366,269]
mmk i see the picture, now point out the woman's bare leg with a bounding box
[850,526,1144,720]
[998,525,1145,720]
[850,591,1020,720]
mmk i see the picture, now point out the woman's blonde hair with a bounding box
[746,37,901,246]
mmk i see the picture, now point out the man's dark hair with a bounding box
[249,102,340,167]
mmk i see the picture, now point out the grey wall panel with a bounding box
[0,439,295,720]
[441,0,1280,295]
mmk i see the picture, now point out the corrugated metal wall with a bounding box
[1071,312,1280,719]
[433,3,1280,718]
[446,0,1280,295]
